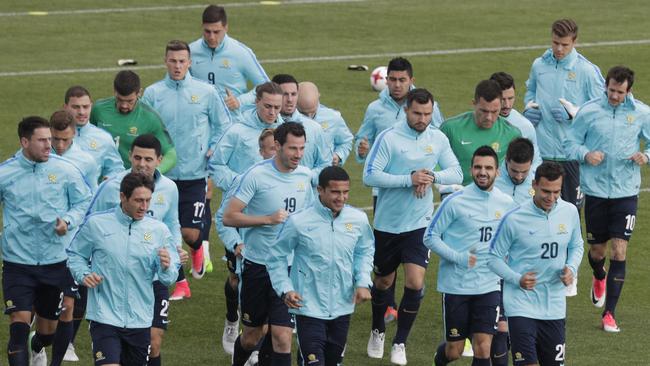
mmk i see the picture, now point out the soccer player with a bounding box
[494,137,535,204]
[50,109,100,192]
[267,166,374,366]
[209,81,283,192]
[488,162,584,365]
[64,86,125,180]
[189,4,269,114]
[441,79,522,187]
[143,39,231,298]
[67,172,179,366]
[489,72,542,169]
[90,70,177,173]
[272,74,332,185]
[0,116,92,366]
[426,146,514,366]
[223,122,314,366]
[523,18,604,209]
[564,65,650,332]
[88,134,184,365]
[363,88,462,365]
[297,81,354,166]
[215,128,277,357]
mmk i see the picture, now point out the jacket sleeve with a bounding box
[267,217,299,297]
[565,211,584,277]
[432,102,445,129]
[208,89,233,151]
[487,216,522,285]
[156,227,180,286]
[163,186,182,246]
[433,134,463,185]
[563,109,591,162]
[62,168,93,230]
[309,128,334,187]
[216,195,243,252]
[353,217,375,289]
[207,129,239,191]
[354,108,377,163]
[332,115,354,165]
[524,62,538,105]
[363,132,411,188]
[423,197,470,267]
[66,220,95,284]
[241,47,269,86]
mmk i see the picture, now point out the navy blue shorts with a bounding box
[2,260,66,320]
[152,281,169,330]
[558,160,583,209]
[508,317,565,366]
[296,314,350,366]
[224,248,237,274]
[442,291,500,341]
[498,280,506,322]
[585,195,638,244]
[373,228,429,276]
[174,178,207,230]
[62,269,80,299]
[239,260,293,328]
[90,321,151,365]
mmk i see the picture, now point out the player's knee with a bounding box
[228,273,239,286]
[445,341,463,361]
[611,239,627,260]
[589,244,606,260]
[181,229,200,246]
[373,274,394,290]
[241,326,264,349]
[472,336,492,358]
[271,326,293,353]
[496,320,508,332]
[10,311,32,324]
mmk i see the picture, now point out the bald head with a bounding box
[297,81,320,118]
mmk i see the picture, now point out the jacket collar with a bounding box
[164,72,191,89]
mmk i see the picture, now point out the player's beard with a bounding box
[473,174,496,191]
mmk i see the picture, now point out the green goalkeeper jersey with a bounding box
[440,111,521,185]
[90,97,176,173]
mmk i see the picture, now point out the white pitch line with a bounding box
[0,0,367,17]
[2,38,649,78]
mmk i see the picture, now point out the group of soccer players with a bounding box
[1,5,648,366]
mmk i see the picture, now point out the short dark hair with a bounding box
[114,70,141,96]
[471,145,498,167]
[506,137,534,164]
[474,79,503,103]
[258,128,275,149]
[534,161,564,182]
[165,40,190,55]
[255,82,284,100]
[552,19,578,40]
[274,122,306,146]
[606,66,634,90]
[387,57,413,78]
[131,134,162,157]
[489,72,515,91]
[271,74,298,88]
[202,5,227,24]
[18,116,50,139]
[120,172,155,199]
[318,166,350,189]
[406,88,434,108]
[64,86,91,104]
[49,110,75,131]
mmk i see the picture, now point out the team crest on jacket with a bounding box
[627,115,635,124]
[128,126,138,136]
[143,232,152,242]
[491,142,500,152]
[297,182,306,192]
[221,59,231,69]
[424,145,433,154]
[557,224,568,234]
[47,174,57,184]
[495,211,502,219]
[156,194,165,204]
[190,95,199,104]
[345,223,354,232]
[567,71,576,81]
[529,188,535,197]
[89,139,98,150]
[321,122,329,130]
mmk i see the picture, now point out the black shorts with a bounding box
[239,260,293,328]
[373,228,429,276]
[508,317,565,366]
[62,269,80,299]
[174,178,207,230]
[152,281,170,330]
[498,280,506,322]
[442,291,500,341]
[553,160,583,209]
[224,248,237,274]
[2,261,66,320]
[585,195,638,244]
[90,321,151,365]
[295,314,350,366]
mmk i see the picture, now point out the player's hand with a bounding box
[411,169,434,187]
[551,107,571,124]
[467,253,477,269]
[628,152,648,166]
[205,149,214,158]
[585,151,604,166]
[353,287,371,304]
[560,266,574,286]
[83,273,103,288]
[523,107,542,126]
[224,88,240,111]
[177,246,189,265]
[283,291,303,309]
[55,218,68,236]
[357,138,369,158]
[519,272,537,290]
[158,248,171,270]
[268,209,289,225]
[234,243,245,258]
[414,182,432,199]
[332,154,341,166]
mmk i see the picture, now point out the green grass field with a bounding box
[2,0,650,364]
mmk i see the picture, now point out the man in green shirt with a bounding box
[441,80,521,186]
[90,70,177,173]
